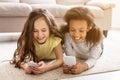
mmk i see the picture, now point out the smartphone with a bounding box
[63,55,76,67]
[27,61,39,67]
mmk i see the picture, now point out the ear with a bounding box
[87,26,92,32]
[87,22,95,32]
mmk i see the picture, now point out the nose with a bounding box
[37,31,43,37]
[74,30,80,37]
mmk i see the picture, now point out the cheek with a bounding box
[33,33,37,38]
[46,30,50,36]
[69,31,74,37]
[83,32,87,38]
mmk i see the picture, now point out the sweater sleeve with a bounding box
[85,43,103,68]
[64,33,74,56]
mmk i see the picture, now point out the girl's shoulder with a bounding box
[64,33,70,38]
[50,35,62,42]
[64,33,73,42]
[49,35,62,47]
[65,33,72,40]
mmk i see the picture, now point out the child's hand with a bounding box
[31,61,47,74]
[24,63,32,74]
[63,64,72,74]
[70,62,88,74]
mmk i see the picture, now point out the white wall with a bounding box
[112,0,120,28]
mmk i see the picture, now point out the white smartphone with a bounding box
[63,54,76,67]
[27,61,39,67]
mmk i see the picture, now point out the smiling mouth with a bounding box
[37,36,45,40]
[38,38,44,40]
[37,37,46,44]
[74,37,81,40]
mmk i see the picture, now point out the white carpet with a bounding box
[0,30,120,80]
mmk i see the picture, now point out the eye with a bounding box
[79,30,84,32]
[70,29,75,32]
[41,29,47,32]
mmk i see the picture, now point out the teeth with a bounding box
[74,37,80,40]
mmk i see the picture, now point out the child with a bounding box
[61,7,104,74]
[11,9,63,74]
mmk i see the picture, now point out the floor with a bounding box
[61,70,120,80]
[0,30,120,80]
[61,29,120,80]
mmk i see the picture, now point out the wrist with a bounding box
[20,62,26,69]
[82,63,89,71]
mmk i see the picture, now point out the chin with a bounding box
[38,42,44,44]
[74,41,80,44]
[74,40,82,44]
[37,39,46,44]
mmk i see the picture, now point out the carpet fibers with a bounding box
[0,30,120,80]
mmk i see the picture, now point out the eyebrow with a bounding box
[70,27,84,29]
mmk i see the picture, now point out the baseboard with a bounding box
[0,32,20,42]
[111,27,120,30]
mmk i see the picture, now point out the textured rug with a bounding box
[0,30,120,80]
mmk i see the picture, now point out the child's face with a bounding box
[33,17,50,44]
[69,19,89,44]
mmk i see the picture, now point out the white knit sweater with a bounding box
[63,33,103,68]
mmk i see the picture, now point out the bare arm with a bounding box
[31,42,63,74]
[45,43,63,71]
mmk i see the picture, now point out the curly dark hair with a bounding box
[60,7,103,46]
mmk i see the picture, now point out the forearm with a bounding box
[45,59,63,71]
